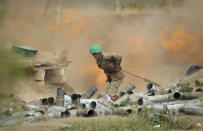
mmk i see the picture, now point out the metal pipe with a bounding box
[146,100,203,112]
[159,88,172,95]
[24,104,42,111]
[90,101,96,109]
[80,99,98,104]
[182,101,203,108]
[119,83,135,97]
[64,95,71,105]
[137,98,143,105]
[145,102,194,116]
[173,92,203,100]
[21,110,35,116]
[97,93,112,103]
[146,94,171,103]
[24,114,44,124]
[81,104,86,109]
[196,88,203,92]
[71,94,81,105]
[47,106,66,112]
[173,92,182,99]
[127,91,134,95]
[61,110,70,118]
[146,83,159,93]
[83,108,96,117]
[166,98,201,105]
[114,106,137,115]
[69,109,84,117]
[159,85,178,95]
[25,111,44,118]
[119,92,125,97]
[181,92,203,100]
[196,78,203,86]
[56,88,64,107]
[40,98,48,105]
[137,98,143,114]
[69,110,77,117]
[32,112,43,117]
[80,99,112,115]
[131,92,147,97]
[12,110,36,117]
[70,108,96,117]
[119,106,137,114]
[128,94,142,105]
[166,104,185,110]
[95,102,112,115]
[96,109,106,116]
[197,101,203,107]
[0,120,17,127]
[47,111,62,119]
[82,85,97,99]
[47,97,55,104]
[113,95,129,106]
[146,103,184,111]
[180,105,203,116]
[140,92,184,103]
[146,83,153,90]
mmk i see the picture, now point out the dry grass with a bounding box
[59,108,189,131]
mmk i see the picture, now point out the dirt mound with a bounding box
[14,78,74,102]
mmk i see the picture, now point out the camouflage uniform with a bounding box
[96,53,125,95]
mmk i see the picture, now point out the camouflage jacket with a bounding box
[96,53,124,81]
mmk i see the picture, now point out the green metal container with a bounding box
[11,45,38,57]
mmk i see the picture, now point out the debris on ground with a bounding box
[0,48,202,130]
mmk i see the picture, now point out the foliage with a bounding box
[61,108,189,131]
[140,107,188,129]
[113,101,127,108]
[178,82,193,93]
[119,101,127,107]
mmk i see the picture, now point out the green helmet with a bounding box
[89,44,102,54]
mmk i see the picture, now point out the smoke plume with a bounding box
[1,0,202,94]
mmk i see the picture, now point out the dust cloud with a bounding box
[0,0,202,94]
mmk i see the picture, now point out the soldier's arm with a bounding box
[110,54,122,66]
[106,53,122,72]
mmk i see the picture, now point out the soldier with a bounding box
[89,44,125,97]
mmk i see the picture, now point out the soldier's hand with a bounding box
[106,76,112,83]
[113,67,120,72]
